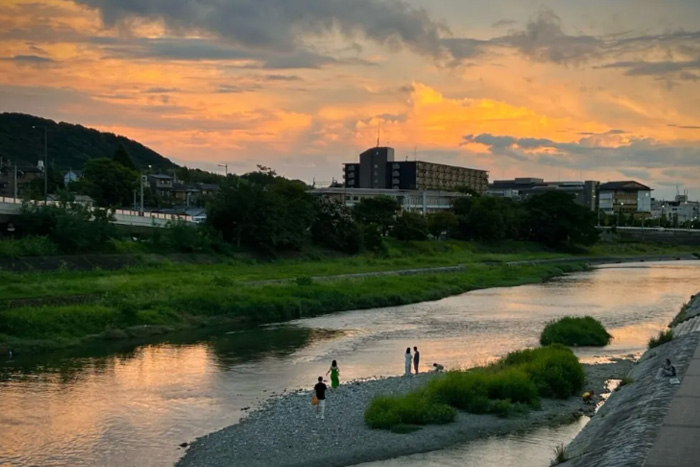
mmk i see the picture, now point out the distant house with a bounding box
[0,163,43,198]
[171,182,201,206]
[599,181,652,215]
[64,170,82,186]
[147,173,174,198]
[196,183,220,196]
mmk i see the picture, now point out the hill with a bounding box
[0,113,177,171]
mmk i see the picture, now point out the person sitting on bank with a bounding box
[658,358,677,378]
[433,363,444,372]
[582,390,595,403]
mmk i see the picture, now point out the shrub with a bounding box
[295,276,313,286]
[540,316,612,347]
[0,236,58,257]
[500,345,585,399]
[311,198,362,254]
[391,212,429,241]
[364,393,456,430]
[648,329,674,349]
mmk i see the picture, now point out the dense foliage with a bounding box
[73,158,139,207]
[16,198,116,253]
[540,316,612,347]
[648,329,674,349]
[311,198,362,254]
[206,167,315,253]
[364,344,584,430]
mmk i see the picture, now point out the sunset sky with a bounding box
[1,0,699,198]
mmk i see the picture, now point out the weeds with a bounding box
[648,329,674,349]
[551,443,568,465]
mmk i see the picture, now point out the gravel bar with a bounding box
[176,362,632,467]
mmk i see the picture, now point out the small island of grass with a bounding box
[364,344,584,430]
[540,316,612,347]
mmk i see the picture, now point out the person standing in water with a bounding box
[405,347,412,375]
[413,346,420,374]
[326,360,340,389]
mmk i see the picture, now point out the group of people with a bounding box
[405,346,444,375]
[312,360,340,420]
[311,349,446,420]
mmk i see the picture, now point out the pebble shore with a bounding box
[176,361,631,467]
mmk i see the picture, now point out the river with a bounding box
[1,260,698,467]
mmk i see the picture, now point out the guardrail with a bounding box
[0,196,196,223]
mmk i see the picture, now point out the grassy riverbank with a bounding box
[0,260,587,354]
[0,240,697,354]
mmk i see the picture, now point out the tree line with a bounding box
[205,167,600,254]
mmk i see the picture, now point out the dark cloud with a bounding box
[144,87,181,93]
[463,132,700,173]
[8,54,54,63]
[216,84,262,94]
[73,0,448,59]
[264,74,302,81]
[668,124,700,130]
[599,57,700,77]
[492,19,516,28]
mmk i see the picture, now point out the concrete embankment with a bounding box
[558,292,700,467]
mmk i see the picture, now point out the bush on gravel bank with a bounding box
[364,345,584,430]
[540,316,612,347]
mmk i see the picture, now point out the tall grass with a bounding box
[648,329,674,349]
[0,263,588,350]
[540,316,612,347]
[364,345,584,430]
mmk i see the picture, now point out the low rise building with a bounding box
[651,194,700,225]
[598,181,652,216]
[312,187,468,214]
[487,178,599,211]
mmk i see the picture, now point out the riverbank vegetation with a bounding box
[540,316,612,347]
[648,329,674,349]
[365,344,585,430]
[0,262,588,353]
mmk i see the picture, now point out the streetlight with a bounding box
[32,125,48,203]
[218,163,228,176]
[140,164,152,215]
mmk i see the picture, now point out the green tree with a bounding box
[112,145,136,170]
[17,200,116,253]
[206,170,315,253]
[391,212,429,241]
[522,191,599,247]
[79,158,138,207]
[453,196,523,241]
[28,165,64,199]
[353,196,401,235]
[427,211,459,238]
[311,198,362,254]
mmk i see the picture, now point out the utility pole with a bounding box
[32,125,48,203]
[140,165,151,216]
[14,161,18,199]
[218,163,228,176]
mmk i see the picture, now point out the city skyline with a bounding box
[1,0,700,199]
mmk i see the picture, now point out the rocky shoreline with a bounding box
[557,292,700,466]
[176,360,632,467]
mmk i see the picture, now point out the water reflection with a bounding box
[0,261,698,467]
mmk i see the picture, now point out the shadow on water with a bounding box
[1,325,341,381]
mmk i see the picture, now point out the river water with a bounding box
[1,261,698,467]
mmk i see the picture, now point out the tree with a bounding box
[427,211,459,238]
[453,196,523,241]
[79,158,138,207]
[353,196,401,235]
[391,212,428,241]
[17,200,116,253]
[112,145,136,170]
[522,191,599,247]
[311,198,362,254]
[28,165,64,199]
[206,170,315,253]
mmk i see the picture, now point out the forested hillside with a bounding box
[0,113,176,170]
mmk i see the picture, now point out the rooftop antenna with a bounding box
[376,120,381,147]
[414,146,417,161]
